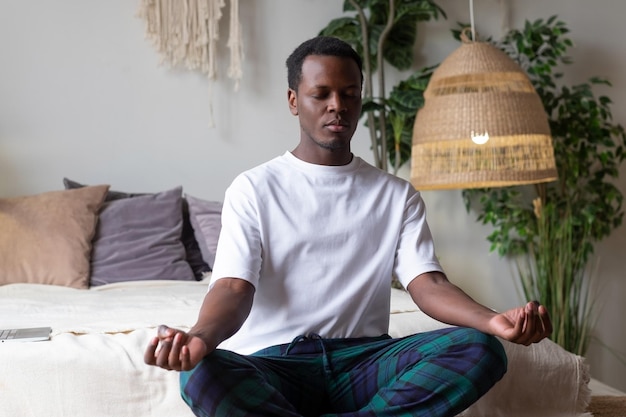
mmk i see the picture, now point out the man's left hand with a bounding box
[489,301,553,345]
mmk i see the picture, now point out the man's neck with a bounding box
[291,146,353,166]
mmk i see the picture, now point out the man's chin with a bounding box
[319,143,347,152]
[316,136,351,151]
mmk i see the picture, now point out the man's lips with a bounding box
[325,120,349,132]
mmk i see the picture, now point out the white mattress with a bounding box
[0,279,598,417]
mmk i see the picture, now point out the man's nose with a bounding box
[328,93,346,113]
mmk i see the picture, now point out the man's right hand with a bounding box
[145,277,255,372]
[144,325,209,371]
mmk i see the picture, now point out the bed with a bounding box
[0,183,612,417]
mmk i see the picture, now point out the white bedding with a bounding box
[0,278,593,417]
[1,280,206,417]
[2,278,209,334]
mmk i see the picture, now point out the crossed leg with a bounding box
[180,327,507,417]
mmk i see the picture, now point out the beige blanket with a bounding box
[1,280,206,417]
[0,280,591,417]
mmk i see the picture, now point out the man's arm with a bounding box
[407,271,552,346]
[144,277,255,371]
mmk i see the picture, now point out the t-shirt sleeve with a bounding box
[393,190,444,288]
[209,175,263,289]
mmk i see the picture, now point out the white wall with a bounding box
[1,0,625,391]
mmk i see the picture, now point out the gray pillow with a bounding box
[63,178,209,280]
[185,194,222,269]
[63,178,147,201]
[90,187,195,286]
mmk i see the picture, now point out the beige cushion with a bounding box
[0,185,109,288]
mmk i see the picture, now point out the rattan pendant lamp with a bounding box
[410,3,557,190]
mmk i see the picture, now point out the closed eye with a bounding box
[310,89,360,100]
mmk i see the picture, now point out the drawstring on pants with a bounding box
[284,333,333,376]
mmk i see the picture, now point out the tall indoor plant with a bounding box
[462,17,626,356]
[319,0,445,173]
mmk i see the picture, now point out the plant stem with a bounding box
[348,0,381,169]
[375,0,395,172]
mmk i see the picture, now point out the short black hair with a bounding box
[286,36,363,90]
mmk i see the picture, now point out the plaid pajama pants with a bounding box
[180,327,507,417]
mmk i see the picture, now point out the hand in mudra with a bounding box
[144,325,208,371]
[489,301,553,346]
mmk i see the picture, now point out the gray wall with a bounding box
[1,0,625,391]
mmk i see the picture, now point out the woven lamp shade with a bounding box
[411,35,557,190]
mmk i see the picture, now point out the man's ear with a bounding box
[287,88,298,115]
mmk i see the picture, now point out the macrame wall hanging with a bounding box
[137,0,244,126]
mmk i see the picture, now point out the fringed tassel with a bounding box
[227,0,244,91]
[137,0,242,88]
[137,0,244,128]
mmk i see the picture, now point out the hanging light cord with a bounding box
[469,0,476,41]
[468,0,510,40]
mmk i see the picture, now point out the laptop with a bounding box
[0,327,52,343]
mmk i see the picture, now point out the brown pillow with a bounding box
[0,185,109,288]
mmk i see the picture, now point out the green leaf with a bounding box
[319,17,360,43]
[361,99,385,113]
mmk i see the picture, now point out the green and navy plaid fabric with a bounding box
[180,327,507,417]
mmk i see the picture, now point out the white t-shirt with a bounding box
[210,151,443,354]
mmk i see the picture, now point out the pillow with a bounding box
[89,187,196,286]
[63,178,146,201]
[63,178,210,279]
[185,194,223,269]
[0,185,109,288]
[181,198,212,277]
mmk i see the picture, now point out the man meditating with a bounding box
[145,36,552,417]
